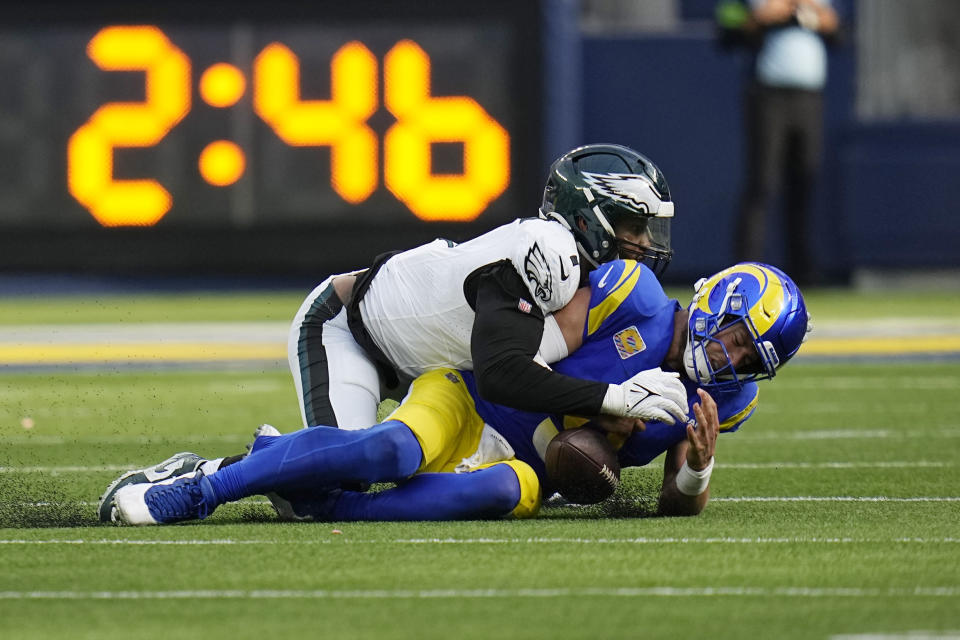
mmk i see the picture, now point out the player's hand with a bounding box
[601,367,689,425]
[686,388,719,471]
[590,414,646,437]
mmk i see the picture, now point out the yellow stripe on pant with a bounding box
[387,367,541,518]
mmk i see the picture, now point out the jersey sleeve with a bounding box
[469,264,609,417]
[509,218,581,315]
[715,382,759,433]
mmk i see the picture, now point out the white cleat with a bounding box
[98,452,205,523]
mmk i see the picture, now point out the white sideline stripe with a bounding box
[2,537,958,546]
[712,497,960,503]
[394,537,960,545]
[736,429,960,441]
[718,462,949,470]
[0,586,956,600]
[831,634,960,640]
[1,461,950,474]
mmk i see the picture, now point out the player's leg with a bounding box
[234,367,485,500]
[113,420,424,526]
[289,275,381,430]
[175,276,380,475]
[111,368,482,525]
[200,277,381,472]
[285,460,542,522]
[264,367,497,521]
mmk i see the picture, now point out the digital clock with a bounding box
[0,1,545,274]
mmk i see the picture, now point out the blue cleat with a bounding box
[113,471,218,526]
[98,452,205,523]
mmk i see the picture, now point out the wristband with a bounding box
[600,384,625,416]
[675,457,714,496]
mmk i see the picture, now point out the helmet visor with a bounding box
[616,216,672,276]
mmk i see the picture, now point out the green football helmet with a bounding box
[540,143,674,275]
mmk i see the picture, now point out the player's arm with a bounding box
[469,262,609,416]
[658,389,718,517]
[469,262,688,423]
[796,0,839,34]
[748,0,797,28]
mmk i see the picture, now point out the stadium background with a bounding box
[2,0,957,287]
[2,3,960,637]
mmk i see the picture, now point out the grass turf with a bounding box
[1,289,959,638]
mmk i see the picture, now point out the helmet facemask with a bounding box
[613,215,673,277]
[683,277,782,391]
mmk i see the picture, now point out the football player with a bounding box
[107,262,809,525]
[286,143,677,433]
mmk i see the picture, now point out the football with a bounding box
[544,427,620,504]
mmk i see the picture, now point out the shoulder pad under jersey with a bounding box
[511,218,581,314]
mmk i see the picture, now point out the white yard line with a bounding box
[831,634,960,640]
[2,537,958,546]
[718,462,950,469]
[711,496,960,502]
[735,429,960,441]
[0,586,956,600]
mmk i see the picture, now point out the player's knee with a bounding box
[498,460,541,519]
[477,461,541,519]
[360,421,422,480]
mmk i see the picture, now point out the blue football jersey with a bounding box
[552,259,678,383]
[461,259,759,484]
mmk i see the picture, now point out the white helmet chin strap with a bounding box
[683,338,711,384]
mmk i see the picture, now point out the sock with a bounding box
[200,458,226,475]
[207,420,422,505]
[331,464,521,521]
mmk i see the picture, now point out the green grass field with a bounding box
[1,289,959,639]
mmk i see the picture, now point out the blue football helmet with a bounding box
[683,263,810,390]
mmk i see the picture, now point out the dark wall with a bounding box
[579,26,960,283]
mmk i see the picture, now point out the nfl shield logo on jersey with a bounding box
[613,326,646,359]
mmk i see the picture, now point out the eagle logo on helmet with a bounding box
[581,171,673,217]
[523,242,553,303]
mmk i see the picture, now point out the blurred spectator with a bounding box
[718,0,840,285]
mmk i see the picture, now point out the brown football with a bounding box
[545,427,620,504]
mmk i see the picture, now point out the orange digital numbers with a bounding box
[253,41,379,204]
[67,26,191,226]
[384,40,510,221]
[69,27,511,226]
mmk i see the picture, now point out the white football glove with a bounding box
[600,367,689,425]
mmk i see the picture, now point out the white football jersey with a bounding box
[359,218,581,378]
